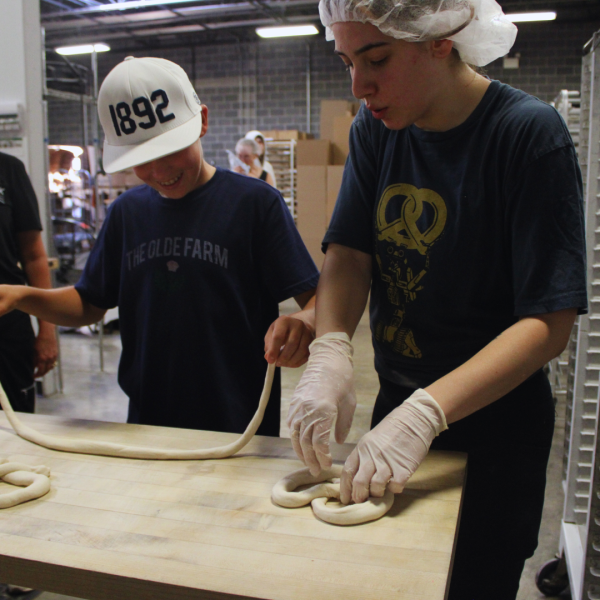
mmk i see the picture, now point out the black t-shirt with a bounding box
[76,168,319,435]
[324,81,587,388]
[0,152,42,285]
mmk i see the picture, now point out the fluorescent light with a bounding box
[256,25,318,38]
[56,43,110,55]
[506,12,556,22]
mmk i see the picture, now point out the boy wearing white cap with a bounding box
[0,56,319,437]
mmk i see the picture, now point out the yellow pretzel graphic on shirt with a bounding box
[377,184,446,255]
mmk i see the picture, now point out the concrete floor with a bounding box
[18,300,569,600]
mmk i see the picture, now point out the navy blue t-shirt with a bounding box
[76,168,319,434]
[324,81,587,388]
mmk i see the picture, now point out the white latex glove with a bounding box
[287,332,357,476]
[340,389,448,505]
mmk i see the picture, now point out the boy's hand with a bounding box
[264,315,315,367]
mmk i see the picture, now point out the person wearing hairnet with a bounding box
[245,130,277,188]
[234,138,276,187]
[285,0,587,597]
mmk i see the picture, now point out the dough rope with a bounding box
[0,459,51,508]
[0,364,275,460]
[0,365,393,523]
[271,465,394,525]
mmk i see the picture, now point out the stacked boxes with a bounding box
[297,165,328,269]
[295,100,360,269]
[261,130,314,141]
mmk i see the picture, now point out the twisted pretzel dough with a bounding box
[0,365,394,524]
[0,459,51,508]
[271,465,394,525]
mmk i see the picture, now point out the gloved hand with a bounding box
[340,389,448,505]
[287,332,356,476]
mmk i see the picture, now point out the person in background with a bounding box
[0,151,58,600]
[285,1,587,599]
[0,151,58,414]
[0,56,318,439]
[245,130,277,188]
[234,138,276,187]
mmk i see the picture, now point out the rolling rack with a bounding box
[265,138,297,221]
[545,89,581,404]
[537,30,600,600]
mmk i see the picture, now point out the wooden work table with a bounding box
[0,412,466,600]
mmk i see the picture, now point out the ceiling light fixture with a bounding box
[506,12,557,22]
[256,25,319,38]
[55,43,111,55]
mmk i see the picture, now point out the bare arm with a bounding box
[18,231,53,291]
[0,284,106,328]
[317,244,574,423]
[427,308,576,423]
[315,243,372,338]
[17,231,58,376]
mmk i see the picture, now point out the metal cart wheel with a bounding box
[535,556,570,596]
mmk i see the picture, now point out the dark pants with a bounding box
[372,369,555,600]
[0,311,36,413]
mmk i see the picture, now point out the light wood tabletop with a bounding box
[0,412,466,600]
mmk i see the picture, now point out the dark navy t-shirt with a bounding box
[0,152,42,286]
[76,168,319,434]
[324,81,587,388]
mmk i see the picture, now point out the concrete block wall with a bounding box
[484,21,596,100]
[47,19,600,168]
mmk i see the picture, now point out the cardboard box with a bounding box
[279,130,314,140]
[297,165,328,268]
[332,114,355,165]
[319,100,361,140]
[278,130,301,141]
[261,130,313,141]
[301,235,326,270]
[320,100,353,141]
[260,130,278,141]
[296,140,331,166]
[327,165,344,225]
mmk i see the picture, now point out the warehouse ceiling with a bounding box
[41,0,600,52]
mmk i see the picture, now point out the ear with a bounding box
[199,105,209,138]
[430,39,454,60]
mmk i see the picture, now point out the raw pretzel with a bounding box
[0,459,51,508]
[271,465,394,525]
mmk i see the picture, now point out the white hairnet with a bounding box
[245,130,265,142]
[319,0,517,66]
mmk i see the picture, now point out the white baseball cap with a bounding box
[98,56,203,173]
